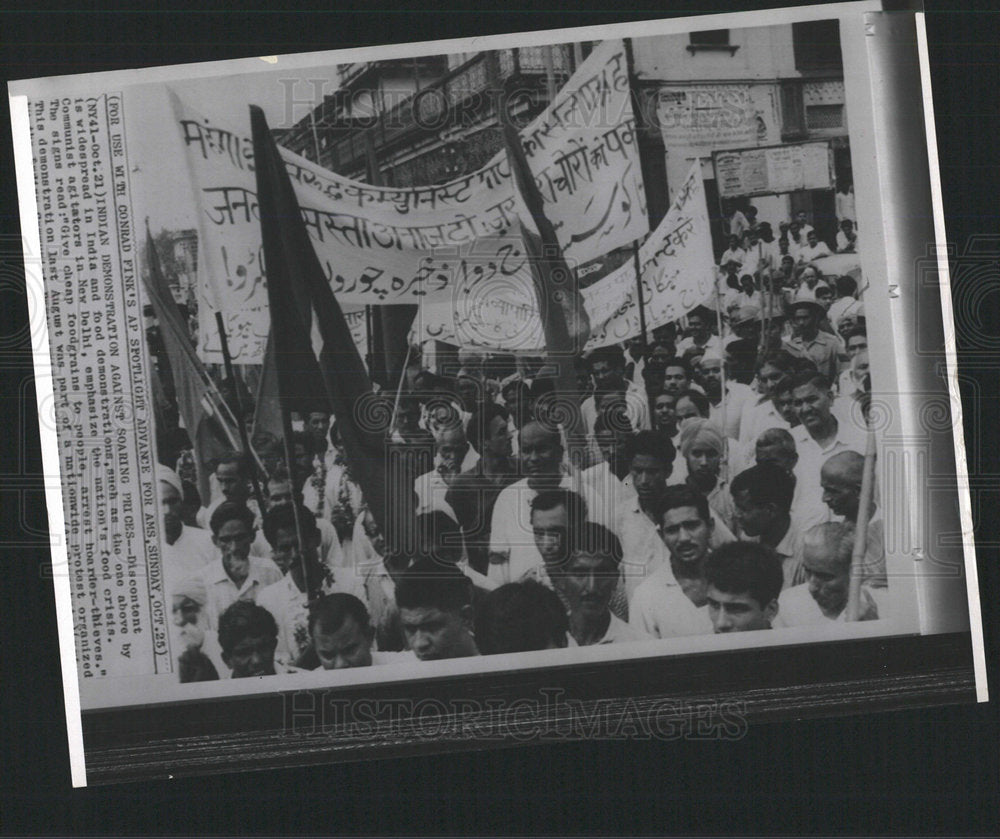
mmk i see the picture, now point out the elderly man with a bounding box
[820,451,886,587]
[704,542,784,634]
[679,419,736,534]
[158,464,216,584]
[488,421,612,586]
[774,522,882,626]
[414,423,479,520]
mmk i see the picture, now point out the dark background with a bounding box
[1,0,997,834]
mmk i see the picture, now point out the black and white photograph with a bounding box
[6,0,988,788]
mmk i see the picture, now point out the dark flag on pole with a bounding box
[249,105,389,536]
[498,111,589,440]
[141,224,241,503]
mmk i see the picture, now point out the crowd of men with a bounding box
[158,204,889,682]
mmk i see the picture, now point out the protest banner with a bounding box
[174,38,647,363]
[412,162,715,351]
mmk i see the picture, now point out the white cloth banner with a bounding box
[172,38,647,363]
[412,162,715,351]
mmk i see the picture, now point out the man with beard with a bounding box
[552,522,651,647]
[629,486,716,638]
[699,350,755,441]
[774,522,882,626]
[820,451,886,587]
[414,423,478,520]
[731,464,806,589]
[679,419,736,535]
[193,502,283,630]
[704,542,784,634]
[395,558,479,661]
[216,600,280,678]
[158,464,215,584]
[488,421,612,585]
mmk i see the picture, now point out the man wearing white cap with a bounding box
[158,464,216,584]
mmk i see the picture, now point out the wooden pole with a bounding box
[845,427,878,621]
[214,311,267,515]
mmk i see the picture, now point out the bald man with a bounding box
[774,522,882,626]
[820,451,886,587]
[414,424,479,521]
[488,421,613,585]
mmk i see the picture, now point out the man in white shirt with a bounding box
[796,229,833,264]
[704,542,784,634]
[489,422,611,585]
[774,522,882,627]
[675,307,722,359]
[193,502,283,631]
[256,504,363,668]
[158,464,215,584]
[555,522,652,647]
[629,486,717,638]
[414,424,478,520]
[730,463,806,589]
[835,219,859,253]
[789,371,868,530]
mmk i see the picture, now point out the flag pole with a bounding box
[713,289,729,484]
[215,312,267,516]
[845,427,877,621]
[631,240,648,346]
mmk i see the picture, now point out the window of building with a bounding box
[806,103,844,130]
[687,30,739,55]
[792,20,843,73]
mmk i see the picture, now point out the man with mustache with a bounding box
[193,502,283,631]
[629,486,716,638]
[552,522,651,647]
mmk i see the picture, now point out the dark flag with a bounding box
[141,225,240,502]
[249,105,389,536]
[498,115,590,440]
